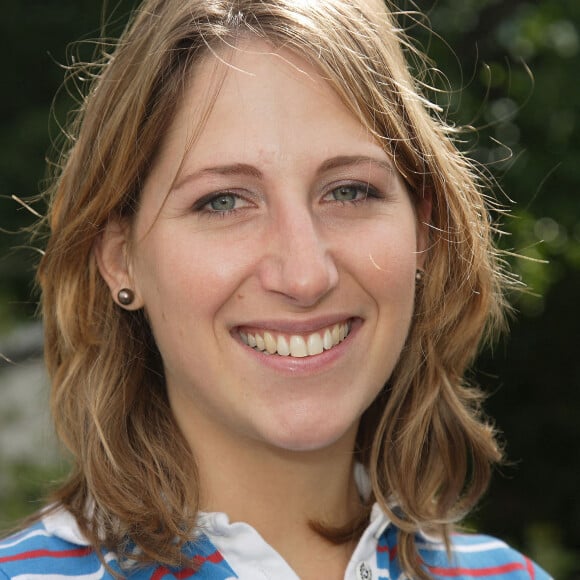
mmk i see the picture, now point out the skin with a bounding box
[97,39,430,578]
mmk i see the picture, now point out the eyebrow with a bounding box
[317,155,395,175]
[173,163,263,191]
[172,155,394,191]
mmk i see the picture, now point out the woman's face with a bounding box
[103,40,429,454]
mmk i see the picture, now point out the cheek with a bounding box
[133,231,254,317]
[346,218,419,290]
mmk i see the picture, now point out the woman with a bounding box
[0,0,551,578]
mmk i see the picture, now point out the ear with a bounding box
[415,189,432,269]
[94,219,144,309]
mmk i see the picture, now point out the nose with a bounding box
[258,207,339,307]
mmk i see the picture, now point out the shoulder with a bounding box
[378,526,553,579]
[0,512,237,580]
[0,521,95,579]
[0,512,113,580]
[421,532,552,579]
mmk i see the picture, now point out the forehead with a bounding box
[173,40,355,131]
[148,38,381,184]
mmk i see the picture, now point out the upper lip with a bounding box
[232,314,357,335]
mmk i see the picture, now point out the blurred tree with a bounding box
[0,0,133,327]
[412,1,580,576]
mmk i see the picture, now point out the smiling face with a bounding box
[98,39,429,456]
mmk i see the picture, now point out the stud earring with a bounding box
[117,288,135,306]
[415,269,425,283]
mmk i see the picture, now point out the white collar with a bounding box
[196,503,392,580]
[41,501,392,579]
[42,507,91,546]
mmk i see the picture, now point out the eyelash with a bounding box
[192,182,383,218]
[192,191,249,218]
[324,182,382,204]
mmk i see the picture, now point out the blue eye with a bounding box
[331,185,366,202]
[209,194,237,211]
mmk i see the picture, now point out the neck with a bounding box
[186,423,365,577]
[198,432,362,527]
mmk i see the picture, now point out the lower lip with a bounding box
[235,318,362,375]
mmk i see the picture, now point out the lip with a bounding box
[234,314,355,335]
[232,317,362,375]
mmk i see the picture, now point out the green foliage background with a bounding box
[1,1,579,577]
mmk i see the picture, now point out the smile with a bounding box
[239,321,352,358]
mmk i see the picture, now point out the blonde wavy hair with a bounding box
[37,0,509,577]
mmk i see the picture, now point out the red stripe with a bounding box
[173,569,198,579]
[525,557,535,579]
[428,562,527,577]
[377,544,398,561]
[0,547,93,564]
[151,550,224,580]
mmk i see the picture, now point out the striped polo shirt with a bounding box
[0,505,552,579]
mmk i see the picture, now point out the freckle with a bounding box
[237,293,244,300]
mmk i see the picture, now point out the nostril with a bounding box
[281,257,338,306]
[258,214,339,304]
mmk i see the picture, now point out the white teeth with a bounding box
[240,321,351,358]
[307,333,324,356]
[264,331,277,354]
[331,324,340,344]
[255,334,265,351]
[277,335,290,356]
[290,335,308,357]
[323,329,333,350]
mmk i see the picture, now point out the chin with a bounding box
[258,416,358,454]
